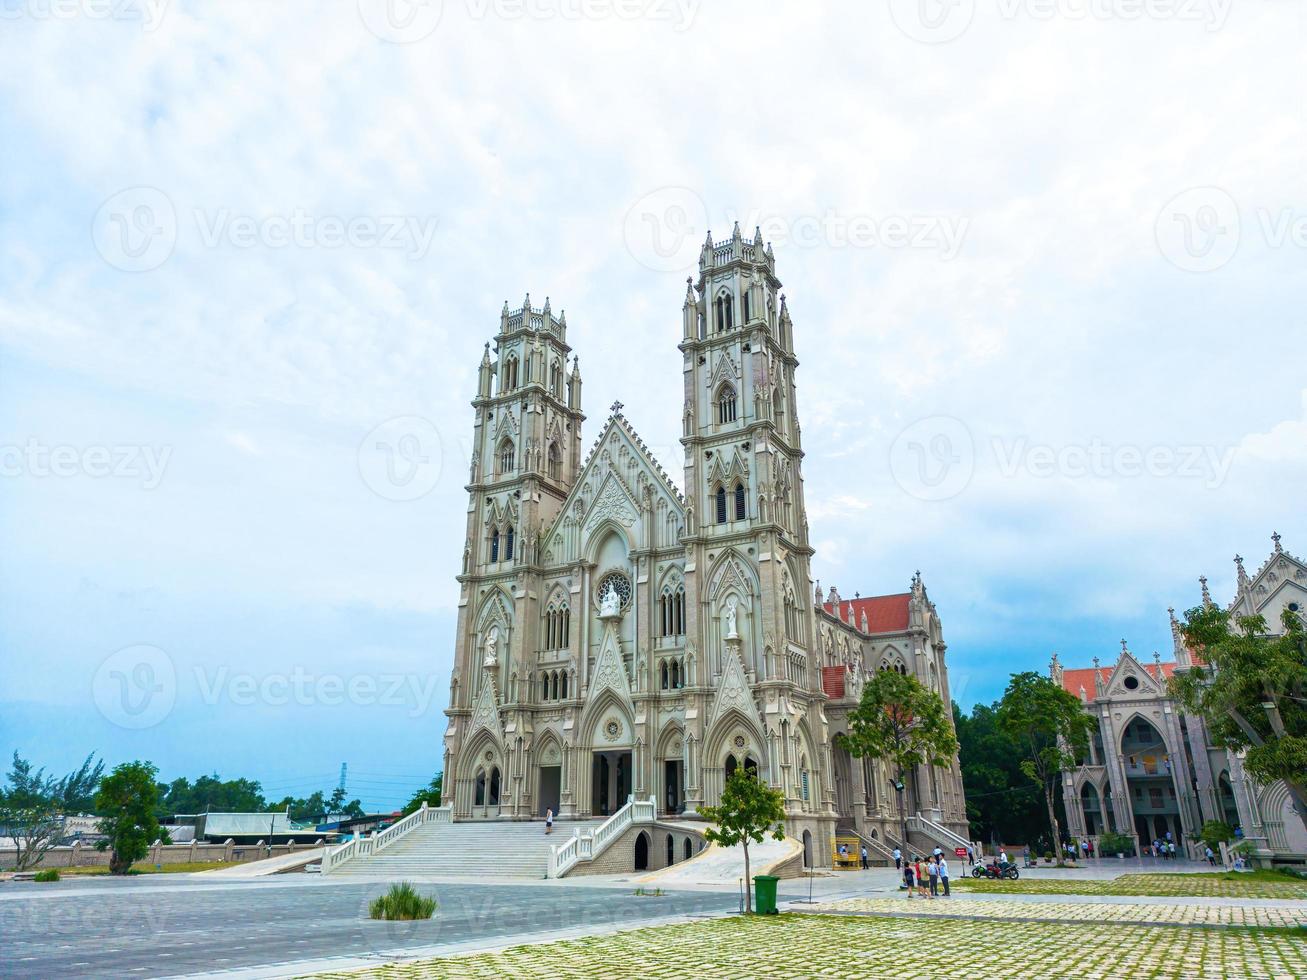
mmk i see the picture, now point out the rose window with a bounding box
[596,571,632,609]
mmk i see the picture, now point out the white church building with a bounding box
[437,226,970,867]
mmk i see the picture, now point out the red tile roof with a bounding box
[822,593,911,634]
[821,666,846,699]
[1060,661,1178,698]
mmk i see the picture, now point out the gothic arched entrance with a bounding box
[635,831,649,871]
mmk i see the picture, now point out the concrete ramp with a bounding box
[638,836,801,885]
[195,847,325,878]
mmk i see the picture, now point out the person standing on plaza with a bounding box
[915,857,930,898]
[927,855,940,897]
[966,846,974,868]
[860,844,869,870]
[938,854,951,897]
[893,846,902,870]
[903,857,916,898]
[545,808,553,835]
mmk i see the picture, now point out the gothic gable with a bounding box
[468,676,505,747]
[543,411,686,565]
[708,646,765,732]
[1103,651,1166,699]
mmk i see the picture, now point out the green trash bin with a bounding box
[753,875,779,915]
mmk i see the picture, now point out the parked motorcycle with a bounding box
[971,861,1020,880]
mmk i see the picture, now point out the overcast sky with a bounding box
[1,0,1303,811]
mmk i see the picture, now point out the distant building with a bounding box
[1055,533,1307,861]
[171,809,327,844]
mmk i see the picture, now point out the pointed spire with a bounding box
[1200,575,1212,607]
[481,342,491,365]
[814,580,822,606]
[683,276,696,308]
[559,309,567,327]
[542,296,551,316]
[753,225,764,247]
[1272,530,1283,554]
[570,355,580,378]
[1235,554,1250,593]
[522,291,531,316]
[731,220,742,242]
[1168,606,1180,634]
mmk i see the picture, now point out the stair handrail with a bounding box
[322,802,453,873]
[905,812,970,853]
[549,795,658,878]
[840,827,895,864]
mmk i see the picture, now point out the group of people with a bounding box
[893,846,952,898]
[1147,838,1179,859]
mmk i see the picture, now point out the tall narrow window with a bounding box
[742,292,751,323]
[734,482,746,520]
[505,525,515,561]
[498,439,515,475]
[502,355,519,392]
[490,529,500,562]
[717,384,737,424]
[547,441,562,480]
[715,485,727,524]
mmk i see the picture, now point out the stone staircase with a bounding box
[327,819,604,879]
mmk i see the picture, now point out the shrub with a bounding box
[1097,831,1136,857]
[369,882,437,921]
[33,869,60,882]
[1043,851,1053,862]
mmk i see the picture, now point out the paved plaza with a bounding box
[2,865,1303,978]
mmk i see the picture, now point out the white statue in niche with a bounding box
[724,596,739,639]
[600,582,622,618]
[483,626,499,667]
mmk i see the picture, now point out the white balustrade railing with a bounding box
[905,813,971,854]
[322,802,453,874]
[548,795,658,878]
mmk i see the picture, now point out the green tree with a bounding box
[1170,603,1307,838]
[157,774,267,817]
[0,754,63,872]
[954,702,1053,848]
[402,773,443,816]
[842,670,958,846]
[700,768,786,914]
[95,762,164,874]
[996,672,1095,866]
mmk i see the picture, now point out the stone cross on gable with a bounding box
[610,400,624,417]
[1272,530,1283,553]
[1120,638,1128,654]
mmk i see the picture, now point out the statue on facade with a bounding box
[483,626,499,667]
[600,582,622,618]
[724,596,739,639]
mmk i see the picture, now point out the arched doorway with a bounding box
[666,834,675,866]
[488,767,501,807]
[802,829,812,868]
[683,837,692,861]
[635,831,650,871]
[1121,717,1180,843]
[1217,773,1239,827]
[1080,783,1103,835]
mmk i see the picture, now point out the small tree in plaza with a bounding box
[700,768,786,914]
[1170,603,1307,839]
[997,671,1095,867]
[95,761,165,874]
[842,669,958,846]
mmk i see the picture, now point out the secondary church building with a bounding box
[440,226,969,860]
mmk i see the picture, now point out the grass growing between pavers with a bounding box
[813,897,1306,929]
[304,911,1307,979]
[952,871,1307,900]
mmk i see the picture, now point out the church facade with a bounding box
[1056,533,1307,861]
[440,226,969,859]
